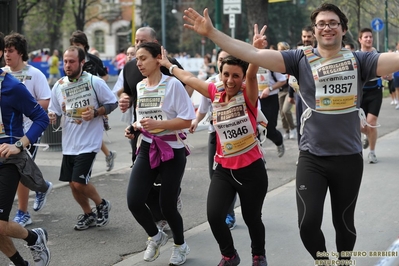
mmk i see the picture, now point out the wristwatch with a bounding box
[169,64,178,75]
[268,87,273,92]
[15,140,24,151]
[93,108,99,118]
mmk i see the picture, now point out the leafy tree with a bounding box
[179,0,216,56]
[70,0,98,30]
[44,0,68,53]
[17,0,42,34]
[245,0,269,43]
[140,1,180,54]
[267,1,308,47]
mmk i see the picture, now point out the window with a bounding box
[94,30,105,53]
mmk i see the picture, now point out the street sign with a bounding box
[229,14,235,28]
[371,18,384,32]
[223,0,241,14]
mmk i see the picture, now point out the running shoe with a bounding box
[29,228,50,266]
[33,181,53,212]
[225,214,237,230]
[368,152,378,164]
[283,133,289,140]
[105,151,117,171]
[277,143,285,157]
[218,252,240,266]
[13,209,24,223]
[289,128,297,140]
[363,135,369,149]
[252,255,267,266]
[156,220,170,231]
[143,231,168,262]
[13,210,32,227]
[74,212,97,230]
[169,243,190,265]
[96,199,111,227]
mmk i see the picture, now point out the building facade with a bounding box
[84,0,141,59]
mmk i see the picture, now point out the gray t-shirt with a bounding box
[282,49,380,156]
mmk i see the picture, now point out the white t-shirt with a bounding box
[48,72,117,155]
[139,74,196,149]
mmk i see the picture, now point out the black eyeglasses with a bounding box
[314,21,341,30]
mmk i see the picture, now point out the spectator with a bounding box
[48,49,60,86]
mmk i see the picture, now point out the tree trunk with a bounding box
[245,0,269,43]
[46,0,68,52]
[17,0,42,34]
[71,0,87,30]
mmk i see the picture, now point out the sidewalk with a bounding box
[114,129,399,266]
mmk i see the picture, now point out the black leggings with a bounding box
[207,158,268,257]
[296,151,363,260]
[259,94,283,146]
[208,131,236,216]
[127,141,187,245]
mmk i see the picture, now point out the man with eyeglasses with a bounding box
[182,3,399,264]
[358,27,382,164]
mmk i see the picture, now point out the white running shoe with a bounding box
[283,133,289,140]
[156,220,170,231]
[105,151,117,171]
[169,242,190,265]
[289,128,297,139]
[277,144,285,158]
[143,231,168,262]
[33,181,53,212]
[29,228,50,266]
[368,152,378,164]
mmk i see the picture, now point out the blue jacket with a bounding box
[0,69,49,145]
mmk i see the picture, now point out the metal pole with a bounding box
[385,0,388,51]
[215,0,222,31]
[161,0,166,49]
[377,31,380,52]
[214,0,222,51]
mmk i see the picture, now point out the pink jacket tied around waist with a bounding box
[141,130,189,169]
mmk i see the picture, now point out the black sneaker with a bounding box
[29,228,50,266]
[96,199,111,227]
[218,252,240,266]
[74,212,97,230]
[252,255,267,266]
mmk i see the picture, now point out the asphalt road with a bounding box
[2,80,399,266]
